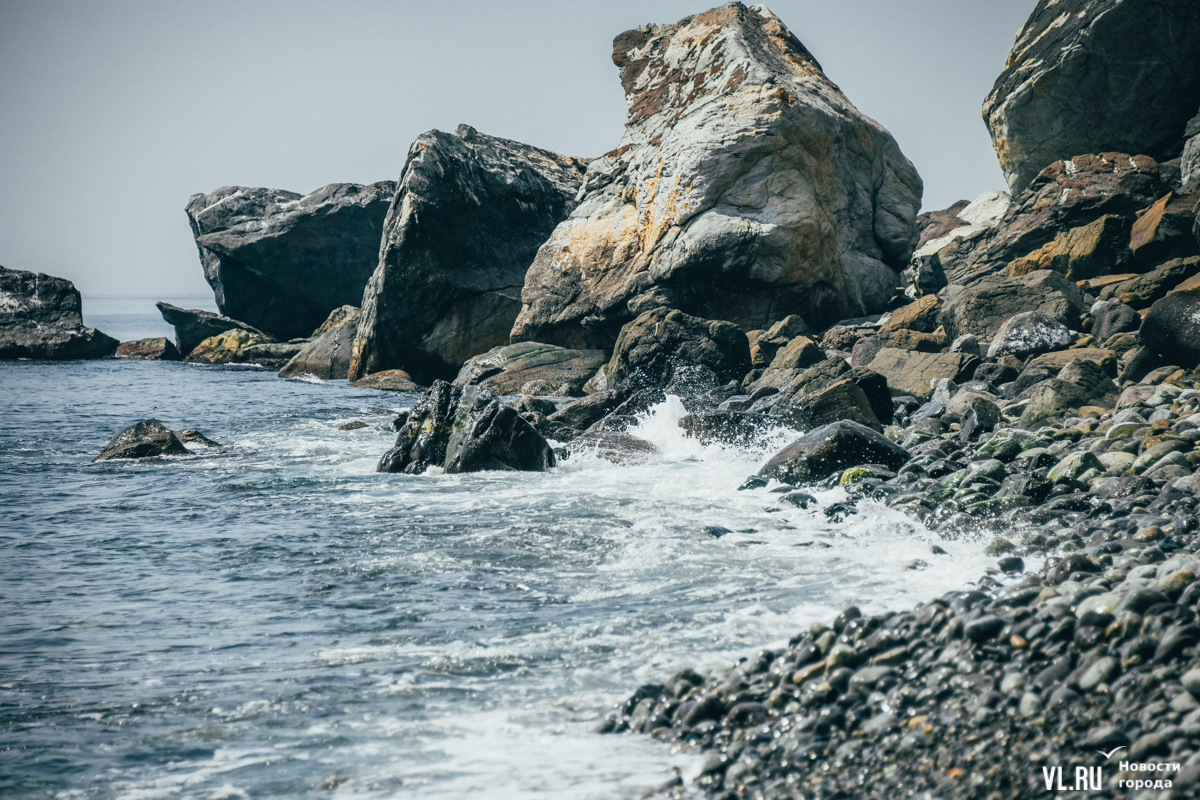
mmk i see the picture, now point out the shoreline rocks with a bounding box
[1,265,117,360]
[156,302,270,358]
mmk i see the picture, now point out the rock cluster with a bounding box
[0,265,117,360]
[94,419,220,461]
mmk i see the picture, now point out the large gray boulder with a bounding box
[453,342,606,397]
[278,307,360,380]
[348,125,587,383]
[983,0,1200,195]
[155,302,270,357]
[0,265,117,360]
[186,181,395,340]
[510,3,922,351]
[378,381,555,474]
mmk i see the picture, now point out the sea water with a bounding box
[1,304,997,798]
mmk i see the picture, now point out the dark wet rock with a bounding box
[453,342,607,398]
[156,302,270,357]
[350,369,422,392]
[563,431,658,465]
[1140,287,1200,366]
[604,307,751,398]
[114,337,181,361]
[278,307,360,379]
[0,265,118,360]
[679,411,776,448]
[510,3,922,350]
[177,429,220,447]
[338,421,368,431]
[377,381,554,474]
[350,126,587,382]
[759,420,909,485]
[776,378,882,432]
[186,181,396,340]
[983,0,1200,194]
[939,270,1084,342]
[1089,301,1141,341]
[94,419,190,461]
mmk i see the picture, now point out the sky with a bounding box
[0,0,1039,303]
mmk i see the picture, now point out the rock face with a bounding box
[510,3,922,351]
[186,181,396,340]
[114,338,181,361]
[278,307,360,380]
[0,266,117,360]
[348,125,587,383]
[605,307,751,396]
[94,419,190,461]
[377,381,555,474]
[156,302,270,357]
[983,0,1200,194]
[453,342,607,397]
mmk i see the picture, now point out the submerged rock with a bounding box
[378,381,554,474]
[186,181,395,340]
[984,0,1200,194]
[155,302,269,357]
[453,342,606,397]
[510,3,922,350]
[94,419,190,461]
[114,337,181,361]
[349,125,587,382]
[0,265,118,360]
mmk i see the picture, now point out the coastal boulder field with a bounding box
[185,181,395,340]
[0,265,117,360]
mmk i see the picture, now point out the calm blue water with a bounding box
[1,308,995,799]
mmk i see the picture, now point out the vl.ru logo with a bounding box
[1042,766,1102,792]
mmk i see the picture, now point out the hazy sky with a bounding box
[0,0,1037,303]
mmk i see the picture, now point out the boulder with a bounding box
[564,431,658,465]
[865,348,978,400]
[1140,288,1200,367]
[453,342,607,397]
[94,419,190,461]
[776,378,881,432]
[350,369,422,392]
[510,3,922,350]
[750,336,825,390]
[1018,359,1118,428]
[938,270,1084,341]
[766,360,892,425]
[983,0,1200,194]
[114,337,181,361]
[184,329,274,365]
[679,411,780,447]
[186,181,396,340]
[881,294,941,334]
[378,381,554,474]
[349,126,587,383]
[156,302,270,357]
[1090,302,1141,340]
[759,420,909,485]
[278,307,360,379]
[986,312,1072,359]
[604,307,751,396]
[0,265,117,360]
[1130,191,1200,268]
[753,315,812,366]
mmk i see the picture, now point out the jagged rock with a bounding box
[94,419,190,461]
[453,342,606,397]
[865,348,978,400]
[776,378,881,432]
[750,336,825,390]
[1140,287,1200,367]
[563,431,658,465]
[114,337,180,361]
[0,265,117,360]
[759,420,909,485]
[766,360,892,425]
[186,181,395,340]
[983,0,1200,194]
[1005,214,1132,280]
[986,312,1072,359]
[278,307,360,379]
[753,315,812,366]
[881,294,940,334]
[1130,191,1200,268]
[1105,256,1200,308]
[350,369,421,392]
[510,3,922,350]
[939,270,1084,341]
[604,307,751,396]
[349,126,587,383]
[377,381,554,474]
[184,329,274,365]
[156,302,270,357]
[1090,301,1141,340]
[1018,359,1118,428]
[909,191,1010,293]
